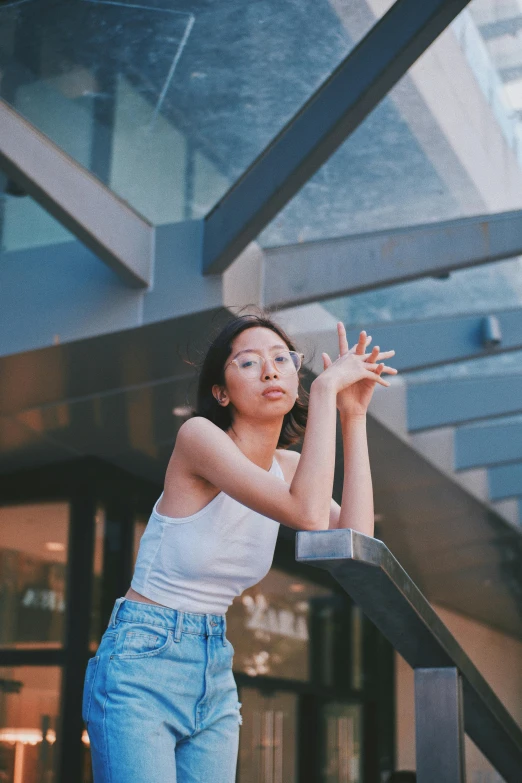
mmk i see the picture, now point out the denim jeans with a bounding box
[82,597,242,782]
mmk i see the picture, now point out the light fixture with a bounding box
[289,583,305,593]
[481,315,502,348]
[45,542,65,552]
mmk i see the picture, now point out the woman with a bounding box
[82,311,397,783]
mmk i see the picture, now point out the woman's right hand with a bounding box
[315,343,393,393]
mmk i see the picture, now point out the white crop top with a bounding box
[130,455,285,614]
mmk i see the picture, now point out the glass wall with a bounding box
[0,666,62,783]
[238,688,298,783]
[227,568,332,682]
[321,703,362,783]
[0,0,386,226]
[0,503,69,650]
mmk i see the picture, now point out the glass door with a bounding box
[237,687,298,783]
[320,702,362,783]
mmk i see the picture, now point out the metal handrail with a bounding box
[296,528,522,783]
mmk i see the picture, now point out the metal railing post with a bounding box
[415,667,466,782]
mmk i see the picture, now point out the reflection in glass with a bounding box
[238,687,297,783]
[0,0,372,225]
[260,0,522,248]
[404,348,522,384]
[0,666,64,783]
[88,507,105,653]
[321,703,362,783]
[227,568,333,682]
[325,258,522,330]
[351,606,364,691]
[0,504,68,649]
[133,516,147,568]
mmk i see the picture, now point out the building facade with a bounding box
[0,1,521,782]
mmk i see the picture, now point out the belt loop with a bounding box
[109,597,125,628]
[173,610,184,642]
[222,614,227,647]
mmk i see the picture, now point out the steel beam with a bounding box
[0,100,153,288]
[295,529,522,782]
[407,375,522,431]
[489,462,522,501]
[343,307,522,372]
[202,0,474,275]
[264,211,522,309]
[415,668,466,783]
[455,420,522,470]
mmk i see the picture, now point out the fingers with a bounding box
[322,352,332,370]
[365,361,398,375]
[337,322,349,356]
[355,330,367,355]
[365,369,390,387]
[366,345,395,362]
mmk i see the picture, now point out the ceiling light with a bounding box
[45,542,65,552]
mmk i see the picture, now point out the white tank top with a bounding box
[130,455,285,614]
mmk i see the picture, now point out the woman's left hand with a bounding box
[322,322,398,417]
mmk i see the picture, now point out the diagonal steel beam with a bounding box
[202,0,473,275]
[0,100,153,288]
[264,210,522,309]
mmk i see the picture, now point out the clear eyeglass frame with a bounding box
[224,350,304,379]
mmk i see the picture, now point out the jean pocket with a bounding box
[82,656,100,724]
[112,623,172,659]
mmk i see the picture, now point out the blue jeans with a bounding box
[82,597,242,782]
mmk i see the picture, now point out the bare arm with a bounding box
[171,377,338,532]
[331,413,373,534]
[169,329,391,532]
[279,414,374,534]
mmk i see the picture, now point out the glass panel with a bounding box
[0,503,69,649]
[237,687,297,783]
[324,258,522,328]
[320,703,363,783]
[351,606,364,691]
[0,194,72,254]
[227,567,333,682]
[88,507,105,654]
[89,506,148,653]
[259,0,522,247]
[0,0,383,225]
[404,348,522,384]
[0,666,63,783]
[133,515,147,567]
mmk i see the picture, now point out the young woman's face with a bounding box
[214,326,299,421]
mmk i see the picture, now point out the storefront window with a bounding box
[88,508,106,653]
[0,666,63,783]
[133,516,147,567]
[0,504,69,649]
[227,568,334,682]
[321,702,363,783]
[238,687,298,783]
[351,606,364,690]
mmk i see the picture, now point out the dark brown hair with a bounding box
[195,312,308,448]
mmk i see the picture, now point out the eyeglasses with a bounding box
[224,350,304,379]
